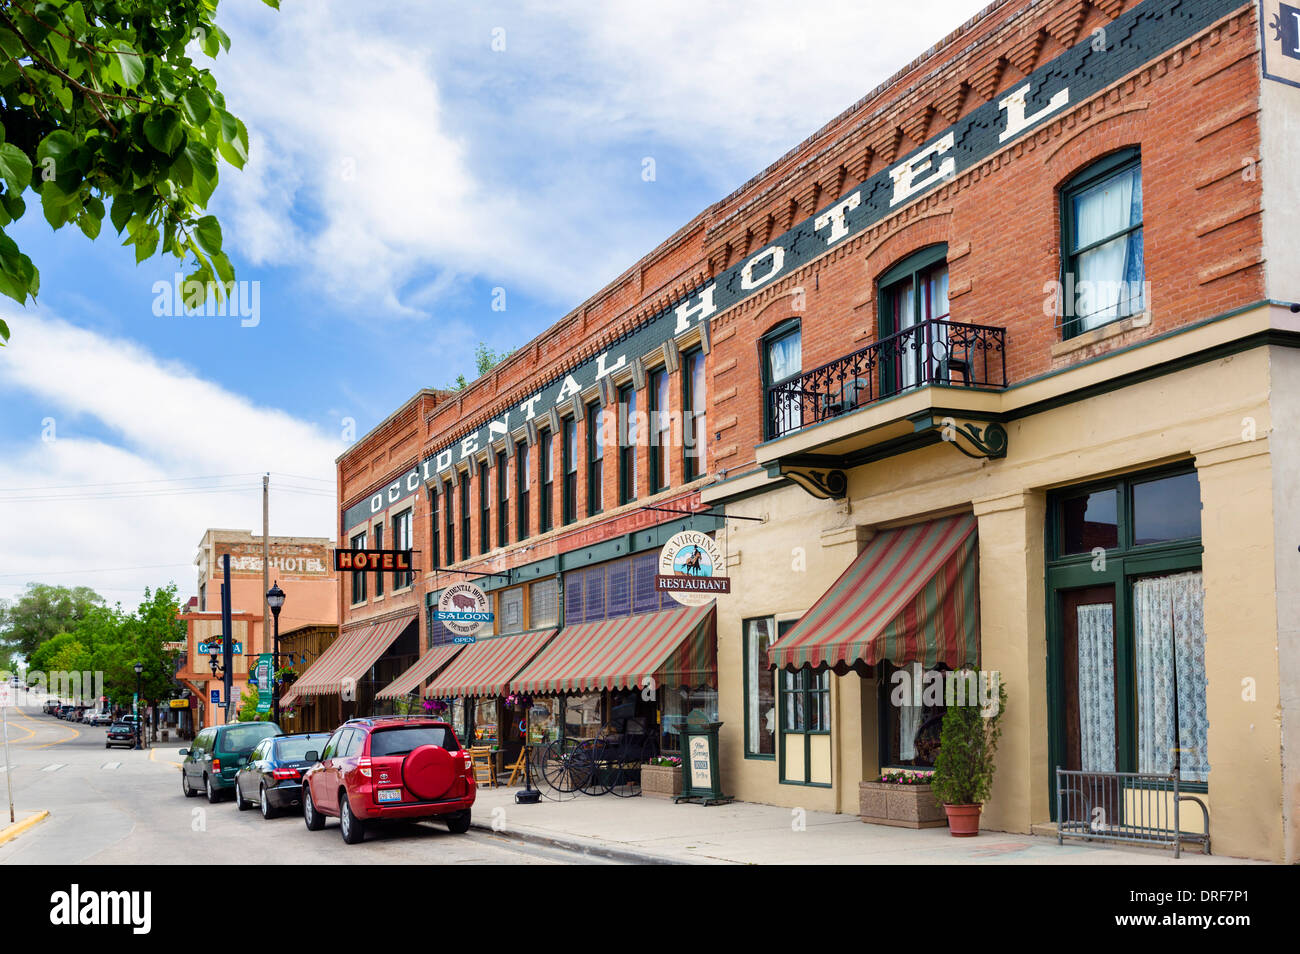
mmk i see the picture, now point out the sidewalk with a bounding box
[471,785,1256,865]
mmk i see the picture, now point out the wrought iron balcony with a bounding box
[764,318,1007,440]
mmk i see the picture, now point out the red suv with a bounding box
[301,717,475,844]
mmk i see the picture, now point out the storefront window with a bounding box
[1060,488,1118,553]
[529,697,561,743]
[473,698,498,746]
[529,579,558,629]
[660,685,719,754]
[881,661,948,767]
[782,669,829,732]
[744,618,776,757]
[449,697,467,741]
[564,693,602,740]
[497,586,524,635]
[1048,467,1207,807]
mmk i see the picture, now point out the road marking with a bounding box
[102,762,121,770]
[33,723,80,749]
[0,810,49,846]
[41,763,65,772]
[148,746,183,769]
[2,719,34,744]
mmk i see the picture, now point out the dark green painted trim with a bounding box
[1044,464,1205,820]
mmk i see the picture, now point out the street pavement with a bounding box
[0,704,606,865]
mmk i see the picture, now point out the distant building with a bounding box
[178,529,337,730]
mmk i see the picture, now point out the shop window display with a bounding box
[660,685,719,754]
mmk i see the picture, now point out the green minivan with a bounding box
[180,722,283,804]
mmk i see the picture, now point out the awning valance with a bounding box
[768,514,978,672]
[424,629,557,699]
[374,642,466,700]
[510,603,716,695]
[281,614,415,706]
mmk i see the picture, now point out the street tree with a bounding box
[0,0,281,344]
[0,582,103,656]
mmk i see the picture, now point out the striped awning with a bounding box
[374,643,465,700]
[510,603,716,695]
[768,514,979,672]
[281,614,416,706]
[423,629,558,699]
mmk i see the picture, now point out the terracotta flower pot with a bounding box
[943,803,982,836]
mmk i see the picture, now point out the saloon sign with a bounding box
[657,531,729,606]
[435,582,493,641]
[341,0,1245,533]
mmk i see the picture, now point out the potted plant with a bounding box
[930,674,1007,836]
[641,755,683,799]
[858,768,946,828]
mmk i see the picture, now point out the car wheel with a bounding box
[303,785,325,831]
[445,810,471,834]
[182,772,197,798]
[205,774,221,804]
[339,793,366,845]
[235,781,250,811]
[259,784,277,820]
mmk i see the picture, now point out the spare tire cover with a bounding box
[402,744,455,800]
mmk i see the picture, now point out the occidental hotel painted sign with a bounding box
[344,0,1244,531]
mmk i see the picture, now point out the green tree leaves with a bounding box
[0,0,281,346]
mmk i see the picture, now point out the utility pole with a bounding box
[262,473,270,658]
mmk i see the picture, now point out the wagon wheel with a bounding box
[608,735,657,797]
[537,738,584,798]
[576,737,614,796]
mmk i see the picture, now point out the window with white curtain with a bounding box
[762,322,802,438]
[1134,571,1208,782]
[1062,149,1144,336]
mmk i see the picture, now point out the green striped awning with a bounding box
[510,603,716,694]
[768,514,979,671]
[374,642,466,700]
[423,629,558,699]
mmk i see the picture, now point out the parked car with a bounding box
[88,711,114,726]
[179,721,283,804]
[105,722,137,749]
[234,732,332,819]
[301,717,475,845]
[42,700,60,716]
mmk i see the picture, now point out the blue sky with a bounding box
[0,0,990,608]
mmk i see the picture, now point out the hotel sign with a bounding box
[333,548,414,572]
[435,582,493,639]
[342,0,1246,532]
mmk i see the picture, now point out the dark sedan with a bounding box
[234,732,331,819]
[105,722,136,749]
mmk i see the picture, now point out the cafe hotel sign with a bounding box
[657,531,729,606]
[334,548,414,573]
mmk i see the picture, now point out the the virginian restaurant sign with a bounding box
[343,0,1240,531]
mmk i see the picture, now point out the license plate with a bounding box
[377,788,402,803]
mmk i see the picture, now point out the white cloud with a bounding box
[0,307,342,607]
[209,0,992,318]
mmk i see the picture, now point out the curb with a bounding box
[470,821,690,865]
[0,810,50,847]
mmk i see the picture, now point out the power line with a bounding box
[0,472,265,493]
[0,563,193,580]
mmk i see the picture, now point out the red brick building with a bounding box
[292,0,1299,859]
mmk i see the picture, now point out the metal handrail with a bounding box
[1055,766,1210,858]
[764,317,1007,440]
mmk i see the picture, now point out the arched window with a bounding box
[1060,148,1144,338]
[878,244,949,393]
[761,317,802,438]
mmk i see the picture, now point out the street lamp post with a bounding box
[266,581,285,724]
[132,661,144,750]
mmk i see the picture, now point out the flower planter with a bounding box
[858,780,947,829]
[943,803,982,836]
[641,763,683,799]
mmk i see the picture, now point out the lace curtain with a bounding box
[898,661,924,761]
[1076,603,1116,772]
[1134,571,1209,782]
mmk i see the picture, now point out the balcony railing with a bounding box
[764,318,1007,440]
